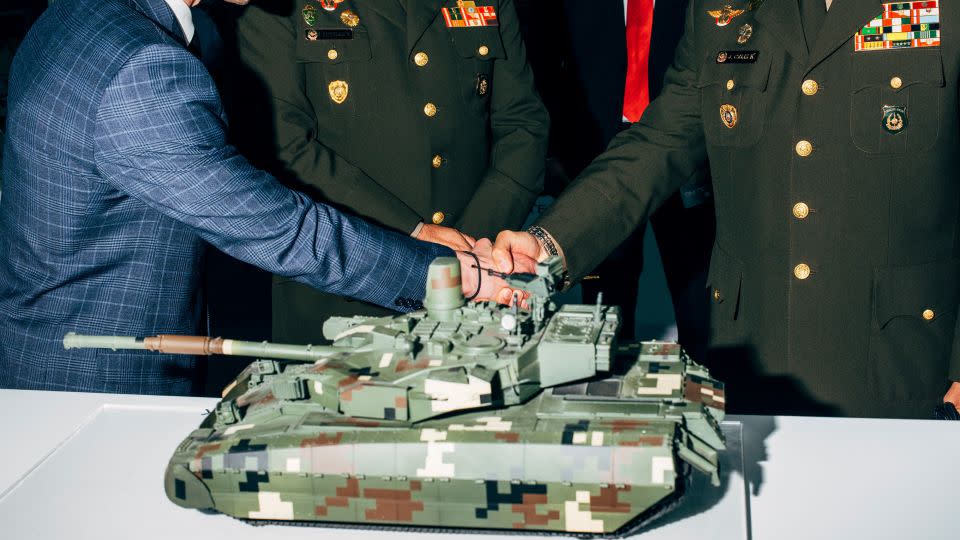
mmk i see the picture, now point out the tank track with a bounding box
[234,471,689,539]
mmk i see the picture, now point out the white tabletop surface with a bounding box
[0,389,957,540]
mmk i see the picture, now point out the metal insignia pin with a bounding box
[302,4,317,26]
[305,29,319,41]
[329,80,349,104]
[737,23,753,44]
[720,104,738,128]
[340,10,359,27]
[707,5,746,27]
[476,74,490,97]
[882,105,907,134]
[320,0,344,12]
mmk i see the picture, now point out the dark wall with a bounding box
[1,2,47,192]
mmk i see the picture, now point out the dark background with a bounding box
[1,1,685,398]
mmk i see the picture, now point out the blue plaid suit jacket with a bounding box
[0,0,450,395]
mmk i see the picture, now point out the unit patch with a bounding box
[302,4,317,26]
[716,50,759,63]
[442,1,499,28]
[855,1,940,51]
[882,105,908,133]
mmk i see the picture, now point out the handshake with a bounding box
[416,224,559,304]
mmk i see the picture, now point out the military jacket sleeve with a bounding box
[453,0,549,239]
[235,5,423,234]
[537,1,707,280]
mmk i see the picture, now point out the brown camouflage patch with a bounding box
[395,396,408,408]
[315,477,360,516]
[618,435,665,447]
[395,358,431,373]
[300,432,344,447]
[363,485,425,521]
[603,419,651,433]
[191,443,221,479]
[683,378,726,410]
[493,432,520,443]
[511,493,560,527]
[431,267,459,290]
[590,485,631,513]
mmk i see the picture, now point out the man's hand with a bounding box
[457,238,530,304]
[418,223,477,251]
[943,382,960,412]
[492,230,547,273]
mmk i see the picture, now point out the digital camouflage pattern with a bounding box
[64,257,726,536]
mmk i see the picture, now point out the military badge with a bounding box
[319,0,344,12]
[882,105,907,133]
[476,74,490,96]
[340,10,359,27]
[707,5,746,27]
[855,1,940,51]
[305,29,319,41]
[302,4,317,26]
[720,104,738,129]
[329,80,349,104]
[737,23,753,44]
[443,1,499,28]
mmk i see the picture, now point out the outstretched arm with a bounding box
[92,43,448,310]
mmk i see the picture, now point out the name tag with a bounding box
[716,50,759,64]
[305,28,354,41]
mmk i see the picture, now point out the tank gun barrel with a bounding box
[63,333,339,361]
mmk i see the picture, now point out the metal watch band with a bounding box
[527,226,559,257]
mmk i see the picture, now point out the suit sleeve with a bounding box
[234,5,423,234]
[455,0,550,239]
[536,1,707,280]
[92,44,451,310]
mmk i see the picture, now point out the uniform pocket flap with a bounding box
[695,51,771,90]
[296,29,373,63]
[706,244,744,320]
[851,49,944,92]
[874,258,960,328]
[450,28,506,59]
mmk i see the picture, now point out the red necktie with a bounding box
[623,0,655,123]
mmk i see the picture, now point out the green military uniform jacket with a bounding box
[233,0,548,341]
[539,0,960,418]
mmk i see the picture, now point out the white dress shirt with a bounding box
[164,0,195,44]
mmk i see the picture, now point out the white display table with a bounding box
[0,390,956,540]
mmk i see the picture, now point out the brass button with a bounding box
[795,140,813,157]
[726,79,735,91]
[793,202,810,219]
[890,76,903,90]
[423,102,438,117]
[414,52,429,67]
[432,211,445,225]
[712,288,723,302]
[478,45,490,56]
[801,79,819,96]
[793,263,812,280]
[431,154,443,169]
[327,49,339,60]
[922,309,935,321]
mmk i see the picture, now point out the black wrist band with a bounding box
[463,251,481,302]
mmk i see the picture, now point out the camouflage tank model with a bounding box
[63,257,726,537]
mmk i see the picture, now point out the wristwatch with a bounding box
[527,225,571,289]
